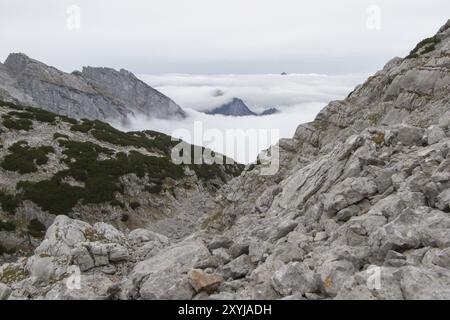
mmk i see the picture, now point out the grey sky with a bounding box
[0,0,449,74]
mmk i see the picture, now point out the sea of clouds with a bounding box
[115,73,367,163]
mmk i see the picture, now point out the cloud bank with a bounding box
[138,73,367,112]
[115,73,366,163]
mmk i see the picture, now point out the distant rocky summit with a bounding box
[206,98,280,117]
[0,20,450,301]
[0,53,185,122]
[206,98,257,116]
[260,107,280,116]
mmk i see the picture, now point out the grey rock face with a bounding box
[222,255,252,280]
[0,283,11,300]
[131,241,211,299]
[271,262,317,296]
[0,53,185,122]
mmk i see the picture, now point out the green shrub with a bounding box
[0,244,15,255]
[71,122,93,133]
[0,100,24,110]
[0,191,20,215]
[406,36,441,59]
[8,111,34,119]
[27,219,46,238]
[91,126,173,153]
[1,141,54,174]
[83,174,121,204]
[130,202,141,210]
[2,117,33,131]
[16,139,184,214]
[110,200,125,208]
[59,115,78,125]
[0,220,16,232]
[372,132,385,146]
[18,178,85,215]
[2,102,77,127]
[24,107,57,123]
[53,133,69,140]
[368,113,382,125]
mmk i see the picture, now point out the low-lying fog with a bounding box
[114,73,367,163]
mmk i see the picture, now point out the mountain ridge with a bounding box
[0,53,186,122]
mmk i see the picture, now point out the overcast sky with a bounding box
[0,0,449,74]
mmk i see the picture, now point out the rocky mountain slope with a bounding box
[1,20,450,300]
[0,101,242,262]
[0,53,185,122]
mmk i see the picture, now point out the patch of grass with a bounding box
[27,219,46,238]
[368,113,382,126]
[0,264,28,284]
[0,191,20,215]
[406,36,441,59]
[312,120,329,131]
[201,210,223,229]
[372,132,385,146]
[83,227,108,242]
[1,141,54,174]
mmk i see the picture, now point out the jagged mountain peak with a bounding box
[0,53,186,122]
[207,97,257,116]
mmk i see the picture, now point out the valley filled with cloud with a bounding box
[116,73,367,163]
